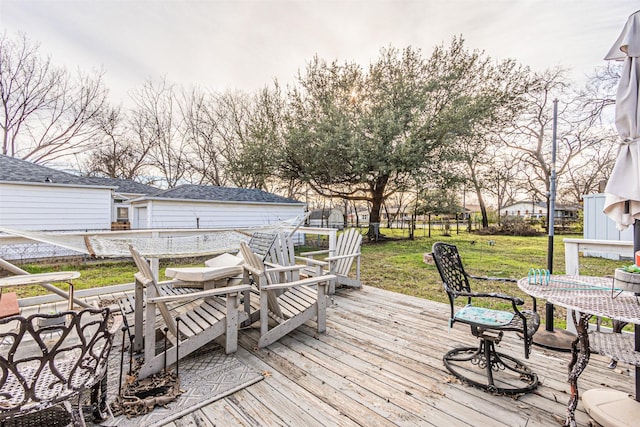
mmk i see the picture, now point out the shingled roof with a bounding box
[0,154,93,186]
[78,176,158,195]
[0,155,301,204]
[146,184,302,204]
[0,154,161,195]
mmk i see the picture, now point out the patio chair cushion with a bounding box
[204,252,244,268]
[165,265,243,283]
[0,292,19,319]
[454,305,514,327]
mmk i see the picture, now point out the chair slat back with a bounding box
[248,232,278,261]
[239,242,283,319]
[266,233,298,283]
[129,245,177,337]
[240,242,265,275]
[334,229,362,276]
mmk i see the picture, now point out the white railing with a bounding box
[564,238,634,275]
[563,238,634,334]
[0,226,339,292]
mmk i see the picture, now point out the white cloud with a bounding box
[0,0,634,104]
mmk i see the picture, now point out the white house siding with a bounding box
[583,193,633,260]
[131,199,304,229]
[309,209,344,229]
[0,183,112,231]
[502,202,546,218]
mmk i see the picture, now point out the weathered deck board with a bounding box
[15,282,633,426]
[202,285,634,426]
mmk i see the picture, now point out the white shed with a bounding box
[0,155,113,231]
[79,176,159,228]
[583,193,633,259]
[0,155,114,259]
[307,208,344,229]
[129,184,306,229]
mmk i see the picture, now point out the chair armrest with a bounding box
[325,252,361,262]
[300,249,333,257]
[469,274,517,283]
[148,284,252,303]
[294,256,329,267]
[244,262,304,275]
[134,273,184,288]
[455,290,524,305]
[261,274,336,291]
[134,272,153,286]
[108,314,124,335]
[242,263,263,276]
[264,263,306,273]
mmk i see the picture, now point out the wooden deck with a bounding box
[19,285,636,426]
[171,286,633,427]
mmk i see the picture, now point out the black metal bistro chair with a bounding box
[0,308,118,426]
[431,242,540,394]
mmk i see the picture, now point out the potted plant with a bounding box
[614,264,640,293]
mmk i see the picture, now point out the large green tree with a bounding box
[282,39,518,237]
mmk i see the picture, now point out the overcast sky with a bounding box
[0,1,636,106]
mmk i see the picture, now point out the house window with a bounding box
[117,207,129,223]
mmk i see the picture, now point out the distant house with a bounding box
[0,155,113,231]
[307,208,344,229]
[129,184,306,229]
[501,200,580,221]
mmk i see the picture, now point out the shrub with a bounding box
[476,218,541,236]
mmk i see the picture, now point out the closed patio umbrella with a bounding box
[603,10,640,226]
[584,9,640,426]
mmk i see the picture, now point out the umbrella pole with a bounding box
[533,99,575,352]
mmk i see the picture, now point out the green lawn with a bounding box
[359,229,629,328]
[13,228,629,328]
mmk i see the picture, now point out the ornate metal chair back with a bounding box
[432,242,472,292]
[0,308,114,420]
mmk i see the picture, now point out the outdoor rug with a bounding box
[100,341,264,427]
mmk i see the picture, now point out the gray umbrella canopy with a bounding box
[603,10,640,229]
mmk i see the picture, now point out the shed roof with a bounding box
[308,208,342,220]
[142,184,303,204]
[0,154,93,186]
[78,176,158,195]
[0,155,160,195]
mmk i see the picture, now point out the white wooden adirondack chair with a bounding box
[239,241,335,348]
[129,245,251,379]
[297,228,363,293]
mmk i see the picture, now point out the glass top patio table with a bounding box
[517,274,640,427]
[0,271,80,288]
[518,274,640,324]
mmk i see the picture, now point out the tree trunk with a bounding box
[368,186,385,241]
[472,173,489,229]
[342,199,348,229]
[383,203,392,228]
[351,200,359,227]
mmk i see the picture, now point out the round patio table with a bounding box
[0,271,81,311]
[518,274,640,427]
[0,271,80,287]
